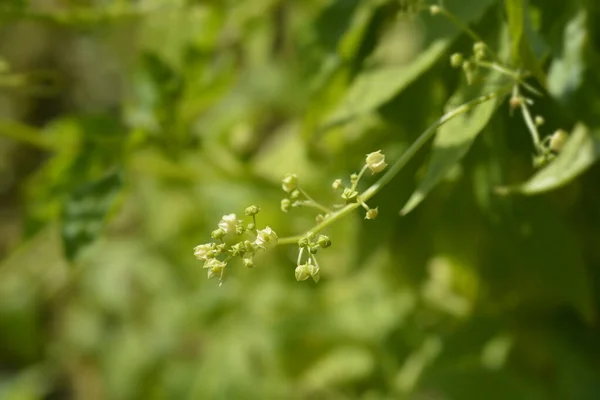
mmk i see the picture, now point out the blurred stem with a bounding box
[278,87,510,246]
[297,187,333,214]
[438,8,500,62]
[519,94,543,154]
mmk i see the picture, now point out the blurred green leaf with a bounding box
[501,124,600,194]
[504,0,547,85]
[61,170,124,260]
[400,80,507,215]
[324,0,499,127]
[548,9,600,126]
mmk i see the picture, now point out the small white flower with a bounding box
[254,226,278,250]
[218,214,238,234]
[295,263,310,281]
[203,259,227,279]
[365,150,388,174]
[194,243,215,260]
[282,174,298,193]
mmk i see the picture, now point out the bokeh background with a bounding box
[1,0,600,399]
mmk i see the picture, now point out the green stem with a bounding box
[520,98,543,154]
[351,164,369,192]
[439,8,500,62]
[297,187,333,214]
[277,88,508,246]
[477,61,541,96]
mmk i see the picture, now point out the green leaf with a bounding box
[61,170,124,261]
[500,124,600,194]
[324,0,499,127]
[504,0,547,86]
[548,9,600,126]
[400,81,508,215]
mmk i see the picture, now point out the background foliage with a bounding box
[1,0,600,399]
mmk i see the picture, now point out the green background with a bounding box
[1,0,600,399]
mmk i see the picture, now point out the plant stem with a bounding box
[351,164,369,192]
[439,8,500,63]
[297,187,333,214]
[277,88,508,246]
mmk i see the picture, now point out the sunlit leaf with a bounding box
[499,124,600,194]
[324,0,499,127]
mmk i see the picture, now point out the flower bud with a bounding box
[244,205,260,216]
[309,245,319,254]
[298,237,309,248]
[290,189,301,200]
[534,115,545,126]
[308,263,321,283]
[365,150,387,174]
[247,223,256,231]
[211,228,226,240]
[295,263,311,281]
[244,240,257,254]
[317,235,331,248]
[236,224,245,235]
[341,188,358,202]
[243,257,255,268]
[509,96,522,110]
[365,207,378,220]
[550,129,569,152]
[473,41,486,61]
[350,173,359,185]
[332,179,343,190]
[282,173,298,193]
[315,214,325,223]
[281,198,291,213]
[430,5,441,15]
[450,53,463,68]
[229,243,246,257]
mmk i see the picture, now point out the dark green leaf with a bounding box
[400,78,508,215]
[61,170,124,261]
[504,0,547,85]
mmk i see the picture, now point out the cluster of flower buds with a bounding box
[294,232,332,283]
[449,41,487,85]
[193,205,277,284]
[332,150,387,219]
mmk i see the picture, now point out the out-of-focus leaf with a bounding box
[500,124,600,194]
[61,170,124,260]
[301,346,374,389]
[324,0,499,127]
[400,81,507,215]
[504,0,547,86]
[548,10,600,126]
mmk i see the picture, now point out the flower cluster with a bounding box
[294,232,332,283]
[193,205,277,284]
[332,150,387,219]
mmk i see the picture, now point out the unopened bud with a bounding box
[535,115,545,126]
[211,228,226,240]
[341,188,358,202]
[332,179,343,190]
[450,53,464,68]
[290,189,301,200]
[236,225,245,235]
[244,205,260,216]
[365,207,379,220]
[317,235,331,248]
[243,257,255,268]
[295,263,311,281]
[430,5,441,15]
[282,173,298,193]
[473,41,486,61]
[509,96,522,110]
[549,129,569,152]
[281,198,291,213]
